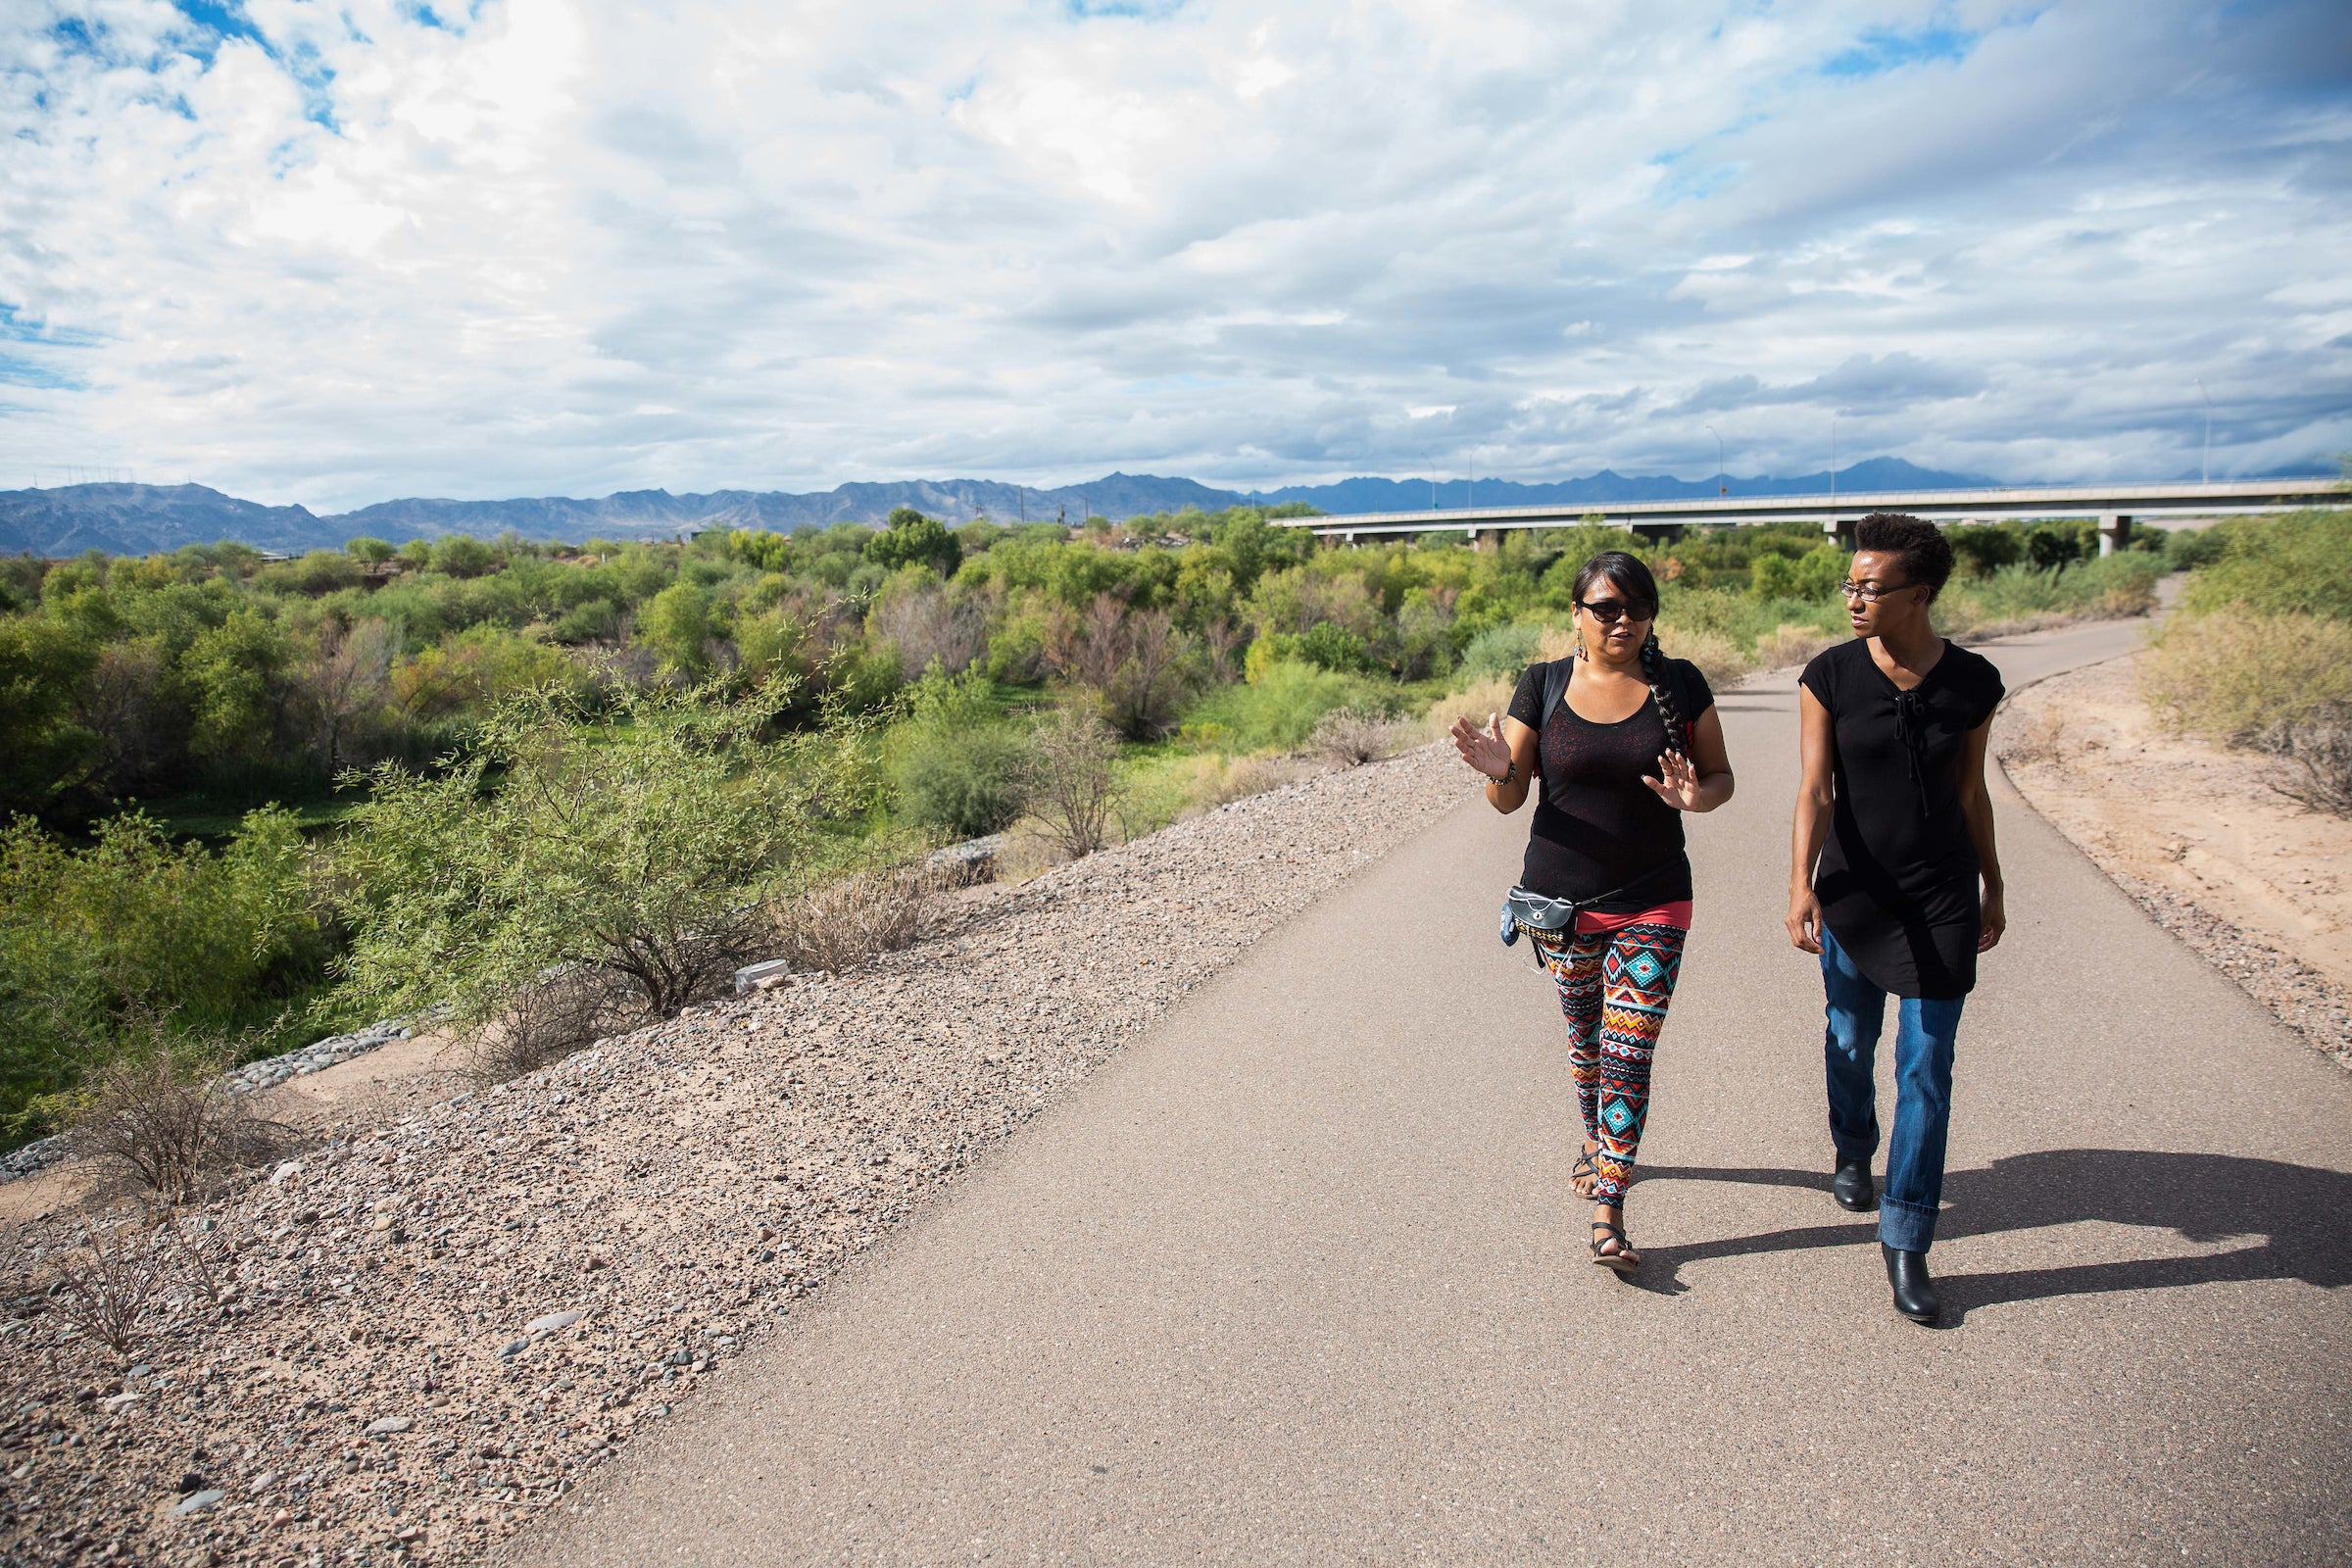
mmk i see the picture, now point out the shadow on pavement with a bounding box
[1629,1151,2352,1322]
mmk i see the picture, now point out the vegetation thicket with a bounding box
[0,504,2175,1149]
[2139,508,2352,815]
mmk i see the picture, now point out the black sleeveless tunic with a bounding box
[1798,638,2005,998]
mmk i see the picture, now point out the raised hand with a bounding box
[1448,711,1511,781]
[1641,749,1706,810]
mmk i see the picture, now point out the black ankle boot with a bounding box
[1883,1243,1939,1325]
[1832,1158,1876,1211]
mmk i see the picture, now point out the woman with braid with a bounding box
[1450,551,1734,1272]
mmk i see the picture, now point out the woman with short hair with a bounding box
[1451,551,1735,1272]
[1788,512,2006,1326]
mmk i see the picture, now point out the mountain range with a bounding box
[2,457,2004,558]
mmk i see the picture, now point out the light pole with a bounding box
[1830,416,1839,506]
[1705,424,1725,496]
[2197,377,2213,484]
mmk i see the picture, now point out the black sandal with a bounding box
[1589,1218,1641,1274]
[1571,1146,1600,1199]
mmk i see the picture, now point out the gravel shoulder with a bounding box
[0,744,1472,1568]
[1998,653,2352,1073]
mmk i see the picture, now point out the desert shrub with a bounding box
[1210,753,1315,804]
[773,861,944,975]
[869,573,989,679]
[1938,555,2162,635]
[892,666,1031,838]
[2180,510,2352,620]
[1311,708,1407,767]
[464,964,644,1085]
[1044,596,1200,739]
[1458,623,1543,683]
[0,808,324,1144]
[1184,659,1364,752]
[2259,703,2352,817]
[1662,627,1750,687]
[74,1026,292,1203]
[1024,707,1122,858]
[2139,611,2352,743]
[1424,675,1518,742]
[327,679,861,1069]
[1658,586,1843,663]
[46,1224,162,1361]
[1750,544,1846,601]
[2166,527,2229,570]
[1750,623,1841,673]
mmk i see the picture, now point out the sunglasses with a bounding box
[1575,597,1655,624]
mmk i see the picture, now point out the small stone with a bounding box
[498,1340,529,1358]
[269,1160,304,1185]
[172,1488,225,1516]
[524,1309,584,1337]
[251,1470,277,1493]
[365,1417,413,1435]
[176,1472,208,1494]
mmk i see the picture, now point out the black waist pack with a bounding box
[1499,860,1681,961]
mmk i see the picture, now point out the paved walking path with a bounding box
[509,619,2352,1567]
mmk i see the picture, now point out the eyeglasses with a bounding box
[1575,598,1655,624]
[1837,579,1914,603]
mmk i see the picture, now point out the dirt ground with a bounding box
[1998,652,2352,1070]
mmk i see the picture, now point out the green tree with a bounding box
[0,808,319,1140]
[867,509,963,578]
[639,581,717,672]
[1946,526,2023,577]
[430,534,498,578]
[345,537,396,566]
[180,608,290,760]
[0,617,99,816]
[328,682,859,1039]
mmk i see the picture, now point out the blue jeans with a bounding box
[1820,925,1965,1254]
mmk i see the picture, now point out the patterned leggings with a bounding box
[1529,920,1688,1203]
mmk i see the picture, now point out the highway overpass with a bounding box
[1274,476,2347,555]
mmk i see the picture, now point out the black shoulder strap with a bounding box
[1541,657,1573,725]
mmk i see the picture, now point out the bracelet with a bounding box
[1490,760,1517,785]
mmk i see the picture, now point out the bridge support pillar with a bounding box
[2098,514,2133,556]
[1473,527,1503,553]
[1629,522,1685,546]
[1824,515,1857,549]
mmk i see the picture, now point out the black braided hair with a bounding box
[1570,550,1686,756]
[1640,630,1689,757]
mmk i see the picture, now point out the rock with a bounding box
[172,1489,224,1516]
[498,1340,529,1358]
[525,1310,584,1337]
[270,1161,304,1185]
[365,1417,413,1435]
[176,1472,209,1494]
[734,959,792,995]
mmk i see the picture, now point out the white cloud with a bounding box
[0,0,2345,511]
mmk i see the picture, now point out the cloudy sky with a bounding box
[1,0,2347,511]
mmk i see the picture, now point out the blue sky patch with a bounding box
[1823,24,1977,78]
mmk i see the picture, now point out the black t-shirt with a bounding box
[1505,657,1715,910]
[1798,638,2005,998]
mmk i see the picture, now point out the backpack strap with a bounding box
[1540,656,1574,726]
